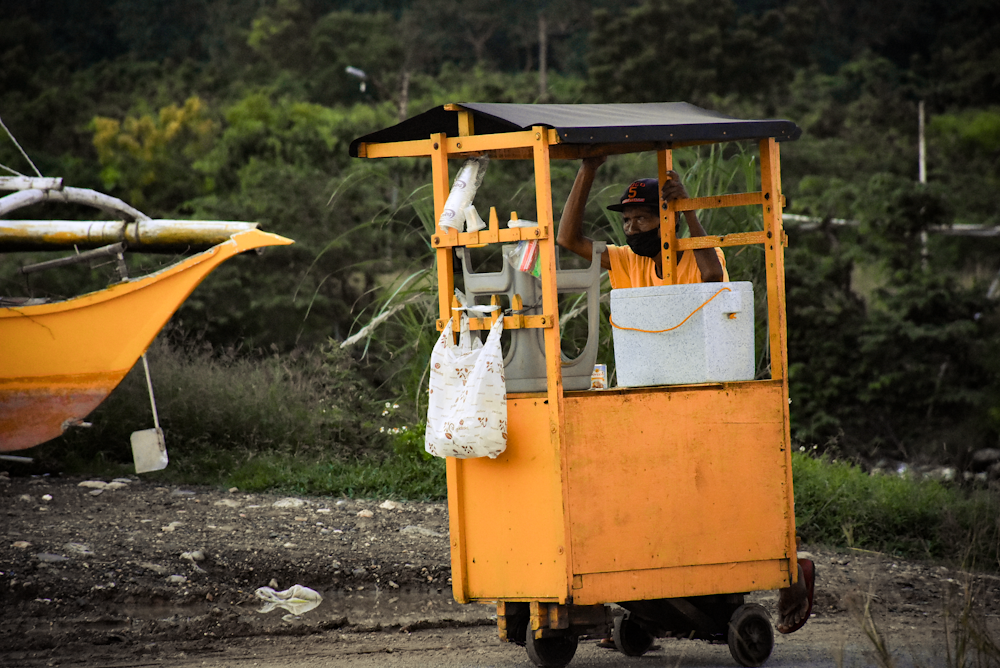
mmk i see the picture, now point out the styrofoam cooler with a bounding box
[610,281,755,387]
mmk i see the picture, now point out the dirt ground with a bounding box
[3,471,999,667]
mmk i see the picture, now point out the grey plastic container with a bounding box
[610,281,755,387]
[460,242,605,393]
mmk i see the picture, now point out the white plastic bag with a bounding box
[425,313,507,459]
[255,584,323,616]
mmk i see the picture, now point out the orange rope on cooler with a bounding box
[609,287,732,333]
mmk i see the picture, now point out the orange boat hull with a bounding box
[0,229,293,451]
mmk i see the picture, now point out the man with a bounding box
[556,156,727,286]
[556,156,813,638]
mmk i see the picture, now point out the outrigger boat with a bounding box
[0,177,292,452]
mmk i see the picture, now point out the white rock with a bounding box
[166,575,187,584]
[400,525,445,538]
[78,481,107,489]
[379,500,400,510]
[214,499,241,508]
[282,542,296,549]
[140,562,169,575]
[64,543,93,555]
[12,541,31,549]
[273,498,306,509]
[41,494,53,502]
[89,489,103,496]
[18,494,31,502]
[161,521,183,532]
[356,509,374,518]
[181,550,205,562]
[105,482,128,491]
[112,478,133,484]
[316,508,332,514]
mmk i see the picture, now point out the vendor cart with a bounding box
[351,103,801,667]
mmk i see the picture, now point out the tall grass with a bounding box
[793,452,1000,569]
[22,335,444,498]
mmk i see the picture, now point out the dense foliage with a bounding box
[1,0,998,470]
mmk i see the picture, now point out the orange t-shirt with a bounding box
[606,246,729,289]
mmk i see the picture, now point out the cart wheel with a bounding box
[525,627,578,668]
[727,603,774,667]
[613,614,655,656]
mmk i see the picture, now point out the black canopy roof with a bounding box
[350,102,800,157]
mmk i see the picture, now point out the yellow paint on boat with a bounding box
[0,229,293,451]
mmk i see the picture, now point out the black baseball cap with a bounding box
[607,178,659,212]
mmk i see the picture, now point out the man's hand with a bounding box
[660,169,689,202]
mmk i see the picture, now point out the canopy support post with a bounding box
[657,149,678,284]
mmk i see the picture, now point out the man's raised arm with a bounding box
[557,156,611,270]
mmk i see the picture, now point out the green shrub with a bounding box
[793,452,1000,569]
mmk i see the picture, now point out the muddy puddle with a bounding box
[106,587,495,632]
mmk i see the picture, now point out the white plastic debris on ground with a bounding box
[255,584,323,616]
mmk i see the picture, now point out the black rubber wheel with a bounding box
[613,614,655,656]
[525,625,579,668]
[727,603,774,667]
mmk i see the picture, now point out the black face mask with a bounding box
[625,227,661,258]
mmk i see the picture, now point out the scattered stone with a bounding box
[352,567,367,576]
[335,500,347,506]
[971,448,1000,472]
[181,550,205,562]
[171,490,195,497]
[379,500,401,510]
[105,482,128,491]
[161,522,183,533]
[36,553,69,563]
[63,543,93,556]
[294,517,307,522]
[112,478,133,484]
[214,499,241,508]
[88,489,103,497]
[282,542,296,549]
[316,508,332,514]
[166,575,187,584]
[400,525,444,538]
[357,509,374,518]
[78,481,107,489]
[269,578,279,589]
[273,498,306,509]
[12,541,31,549]
[388,581,399,589]
[18,494,31,502]
[330,560,341,569]
[41,494,53,502]
[139,562,169,575]
[228,487,239,493]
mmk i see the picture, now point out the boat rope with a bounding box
[0,161,26,177]
[0,115,43,178]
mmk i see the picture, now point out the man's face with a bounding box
[622,205,660,236]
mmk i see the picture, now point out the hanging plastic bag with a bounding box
[425,313,507,459]
[503,240,542,279]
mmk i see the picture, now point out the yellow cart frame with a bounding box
[352,102,800,665]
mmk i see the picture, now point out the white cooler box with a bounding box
[610,281,755,387]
